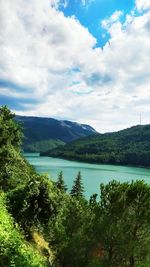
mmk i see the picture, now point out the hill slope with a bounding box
[15,115,97,152]
[0,194,46,267]
[45,125,150,167]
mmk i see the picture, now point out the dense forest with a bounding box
[44,125,150,167]
[0,106,150,267]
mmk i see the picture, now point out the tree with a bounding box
[8,174,59,231]
[0,105,22,151]
[93,180,150,267]
[0,106,23,190]
[70,172,84,197]
[50,194,95,267]
[56,171,67,192]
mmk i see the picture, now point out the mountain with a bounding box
[15,115,97,152]
[44,124,150,167]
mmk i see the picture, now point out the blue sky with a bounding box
[0,0,150,132]
[60,0,135,47]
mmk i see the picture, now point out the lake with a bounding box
[25,153,150,199]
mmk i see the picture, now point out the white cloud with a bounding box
[0,0,150,132]
[101,10,123,30]
[136,0,150,11]
[0,0,97,92]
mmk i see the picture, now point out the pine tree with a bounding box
[70,171,84,197]
[56,171,67,192]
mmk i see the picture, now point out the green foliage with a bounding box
[93,180,150,267]
[48,195,95,267]
[0,106,22,150]
[70,171,84,197]
[47,125,150,167]
[0,193,46,267]
[7,175,59,231]
[56,171,67,192]
[0,106,33,191]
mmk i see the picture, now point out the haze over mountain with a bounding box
[15,115,97,152]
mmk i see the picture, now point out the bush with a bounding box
[0,193,47,267]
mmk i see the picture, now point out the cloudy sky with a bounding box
[0,0,150,132]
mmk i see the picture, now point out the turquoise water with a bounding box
[25,154,150,199]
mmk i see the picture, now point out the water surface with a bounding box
[25,154,150,198]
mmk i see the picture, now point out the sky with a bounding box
[0,0,150,132]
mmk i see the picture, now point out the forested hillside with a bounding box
[45,125,150,167]
[0,106,150,267]
[15,115,96,152]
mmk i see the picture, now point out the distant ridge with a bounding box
[44,124,150,167]
[15,115,97,152]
